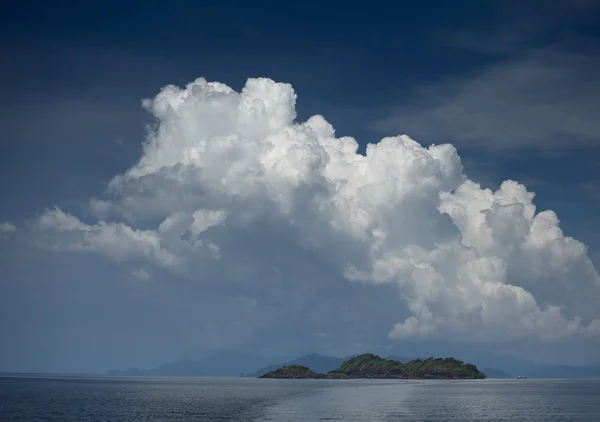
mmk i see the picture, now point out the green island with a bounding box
[259,354,486,380]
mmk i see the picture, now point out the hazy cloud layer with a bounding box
[26,77,600,346]
[374,47,600,150]
[374,0,600,151]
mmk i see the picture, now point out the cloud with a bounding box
[131,268,151,282]
[29,77,600,345]
[0,221,16,240]
[0,222,16,233]
[32,207,180,269]
[373,47,600,150]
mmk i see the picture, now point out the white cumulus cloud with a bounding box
[29,77,600,343]
[33,207,180,269]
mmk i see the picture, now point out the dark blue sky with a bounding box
[1,0,599,372]
[2,0,598,243]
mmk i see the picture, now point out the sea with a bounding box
[1,375,599,421]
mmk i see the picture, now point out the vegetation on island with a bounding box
[248,353,346,377]
[259,353,486,380]
[257,365,325,379]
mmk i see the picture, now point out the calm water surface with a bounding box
[1,375,599,421]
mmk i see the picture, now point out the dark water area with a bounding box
[1,375,599,421]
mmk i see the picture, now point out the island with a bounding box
[255,365,334,379]
[259,354,486,379]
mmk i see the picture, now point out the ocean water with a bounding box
[1,375,599,421]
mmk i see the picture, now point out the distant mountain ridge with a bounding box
[248,353,346,377]
[105,349,600,379]
[481,368,512,378]
[525,363,600,379]
[105,351,278,377]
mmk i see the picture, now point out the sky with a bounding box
[1,0,599,374]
